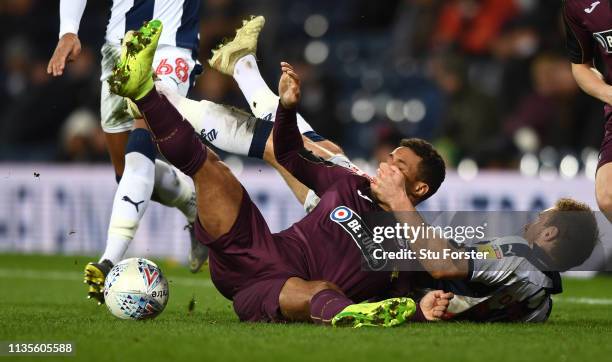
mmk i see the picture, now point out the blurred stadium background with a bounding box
[0,0,609,263]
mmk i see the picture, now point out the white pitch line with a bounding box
[554,297,612,305]
[2,268,611,305]
[0,268,214,288]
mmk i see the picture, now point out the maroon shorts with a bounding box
[194,189,303,322]
[598,105,612,170]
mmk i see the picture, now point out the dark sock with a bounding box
[310,289,353,325]
[247,118,273,159]
[125,128,156,162]
[135,89,206,176]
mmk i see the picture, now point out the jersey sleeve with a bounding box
[562,1,595,64]
[468,239,525,286]
[273,102,355,195]
[59,0,87,38]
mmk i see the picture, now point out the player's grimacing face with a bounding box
[523,208,555,245]
[386,147,422,186]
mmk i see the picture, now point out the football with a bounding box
[103,258,169,320]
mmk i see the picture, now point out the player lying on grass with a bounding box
[109,20,453,327]
[126,16,595,324]
[199,18,598,322]
[372,162,599,321]
[202,55,597,322]
[78,15,354,304]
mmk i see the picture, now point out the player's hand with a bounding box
[419,290,454,321]
[371,162,408,210]
[47,33,82,76]
[279,62,301,109]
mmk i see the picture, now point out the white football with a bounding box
[103,257,169,320]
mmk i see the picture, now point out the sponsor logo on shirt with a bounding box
[199,128,218,143]
[357,189,374,203]
[593,29,612,53]
[330,206,387,270]
[585,1,600,13]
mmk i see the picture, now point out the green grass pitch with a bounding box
[1,253,611,362]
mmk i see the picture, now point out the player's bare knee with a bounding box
[208,152,235,178]
[278,277,311,321]
[309,281,342,296]
[133,118,149,129]
[202,148,230,174]
[596,187,612,213]
[596,164,612,215]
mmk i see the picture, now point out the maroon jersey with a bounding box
[564,0,612,82]
[564,1,612,170]
[197,103,398,322]
[272,103,395,302]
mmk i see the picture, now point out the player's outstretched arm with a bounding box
[371,162,468,280]
[562,2,612,105]
[47,0,87,76]
[570,63,612,106]
[273,62,354,195]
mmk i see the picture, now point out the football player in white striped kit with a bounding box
[48,0,208,304]
[373,159,599,322]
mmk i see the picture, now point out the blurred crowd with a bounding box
[0,0,605,176]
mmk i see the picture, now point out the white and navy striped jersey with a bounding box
[60,0,200,53]
[421,236,562,322]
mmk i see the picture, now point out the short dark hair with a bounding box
[546,198,599,271]
[399,138,446,202]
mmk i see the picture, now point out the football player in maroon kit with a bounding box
[563,0,612,221]
[108,21,453,327]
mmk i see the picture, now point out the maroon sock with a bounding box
[135,89,206,176]
[310,289,353,325]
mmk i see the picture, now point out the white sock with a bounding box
[233,54,315,134]
[233,54,277,119]
[153,159,196,223]
[100,152,154,264]
[156,82,266,157]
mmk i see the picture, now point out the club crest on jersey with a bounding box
[593,29,612,53]
[330,206,387,271]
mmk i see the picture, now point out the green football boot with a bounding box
[108,20,163,100]
[331,297,417,328]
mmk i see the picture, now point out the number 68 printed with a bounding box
[155,58,189,83]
